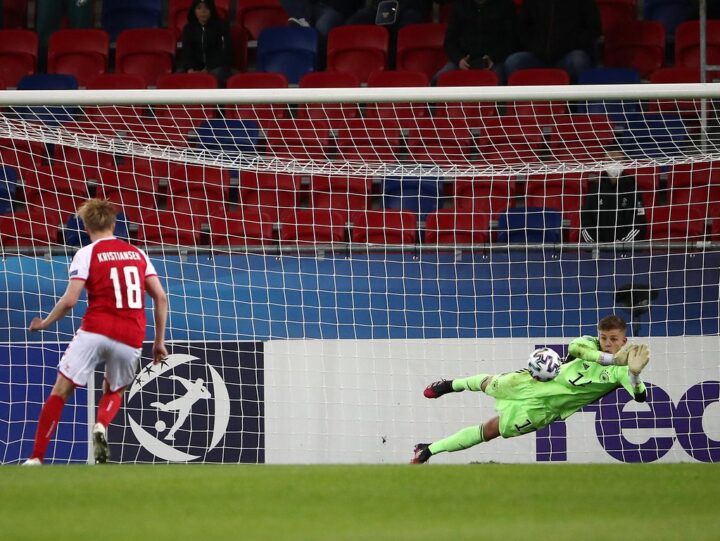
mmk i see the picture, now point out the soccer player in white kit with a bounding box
[23,199,168,465]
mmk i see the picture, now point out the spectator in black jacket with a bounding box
[179,0,233,86]
[505,0,601,82]
[433,0,518,84]
[581,147,647,244]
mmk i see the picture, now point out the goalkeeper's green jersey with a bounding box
[533,335,645,419]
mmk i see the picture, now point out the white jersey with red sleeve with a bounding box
[69,237,158,348]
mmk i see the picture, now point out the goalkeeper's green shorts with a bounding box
[484,371,559,439]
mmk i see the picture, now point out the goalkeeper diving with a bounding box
[412,315,650,463]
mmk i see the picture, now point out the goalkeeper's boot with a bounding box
[21,458,42,466]
[411,443,432,464]
[424,379,454,399]
[92,423,110,464]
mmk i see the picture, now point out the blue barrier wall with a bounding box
[2,250,718,342]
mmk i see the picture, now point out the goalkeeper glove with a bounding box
[628,344,650,376]
[612,342,635,366]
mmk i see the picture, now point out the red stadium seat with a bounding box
[424,208,490,244]
[136,210,201,246]
[85,73,148,132]
[0,29,37,88]
[20,164,88,211]
[115,28,176,87]
[0,210,59,247]
[524,172,588,235]
[647,204,706,241]
[351,209,417,244]
[279,209,346,243]
[712,218,720,241]
[236,0,288,40]
[298,71,361,129]
[365,70,429,129]
[507,68,570,125]
[435,70,499,127]
[96,165,162,224]
[476,117,545,166]
[675,20,720,80]
[550,114,614,163]
[52,145,116,183]
[229,24,249,72]
[154,72,219,131]
[0,138,48,171]
[264,119,330,161]
[309,175,372,219]
[167,163,230,213]
[395,23,448,82]
[648,67,703,117]
[668,162,720,217]
[604,21,666,78]
[336,117,402,163]
[2,0,28,29]
[47,29,110,87]
[596,0,638,34]
[406,117,473,165]
[225,72,289,127]
[327,25,389,84]
[238,171,301,223]
[209,207,274,246]
[453,176,516,218]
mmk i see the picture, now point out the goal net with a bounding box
[1,83,719,465]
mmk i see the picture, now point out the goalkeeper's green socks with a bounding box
[428,424,485,456]
[451,374,491,392]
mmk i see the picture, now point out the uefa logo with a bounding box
[126,354,231,462]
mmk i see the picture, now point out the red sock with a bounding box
[31,394,66,461]
[96,390,123,428]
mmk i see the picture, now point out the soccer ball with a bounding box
[527,347,562,381]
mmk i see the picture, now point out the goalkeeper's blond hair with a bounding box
[78,198,117,233]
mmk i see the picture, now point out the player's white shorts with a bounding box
[59,329,142,392]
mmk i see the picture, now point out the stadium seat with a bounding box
[136,209,201,246]
[52,145,116,183]
[424,208,490,245]
[229,25,249,72]
[550,113,614,163]
[645,0,692,38]
[83,73,149,133]
[406,117,473,166]
[476,116,545,166]
[238,171,302,223]
[712,217,720,242]
[15,74,79,125]
[395,23,448,82]
[225,72,289,127]
[576,68,643,124]
[298,71,361,129]
[101,0,164,41]
[335,117,402,163]
[668,162,720,217]
[453,176,516,218]
[264,119,330,161]
[507,68,570,126]
[115,28,176,88]
[169,0,232,37]
[675,20,720,81]
[236,0,288,40]
[603,21,666,78]
[167,163,231,208]
[154,72,219,131]
[47,29,110,87]
[497,207,563,243]
[64,213,129,247]
[96,165,162,224]
[279,209,346,243]
[646,204,705,241]
[648,67,703,117]
[0,29,37,88]
[256,26,318,84]
[196,118,260,154]
[327,25,389,84]
[383,175,442,219]
[630,165,661,208]
[310,175,372,219]
[596,0,638,34]
[524,172,588,235]
[2,0,28,29]
[0,210,59,247]
[209,207,275,246]
[621,113,690,159]
[0,138,48,171]
[435,70,499,128]
[351,209,417,244]
[0,165,18,215]
[365,70,429,129]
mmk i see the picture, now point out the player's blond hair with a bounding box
[78,199,116,233]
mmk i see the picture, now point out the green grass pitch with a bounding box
[2,464,718,541]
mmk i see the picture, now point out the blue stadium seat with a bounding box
[101,0,163,42]
[256,27,318,85]
[576,68,642,127]
[195,119,260,154]
[64,213,129,247]
[644,0,692,38]
[383,176,442,220]
[620,113,691,159]
[0,165,18,214]
[15,74,79,125]
[497,207,563,244]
